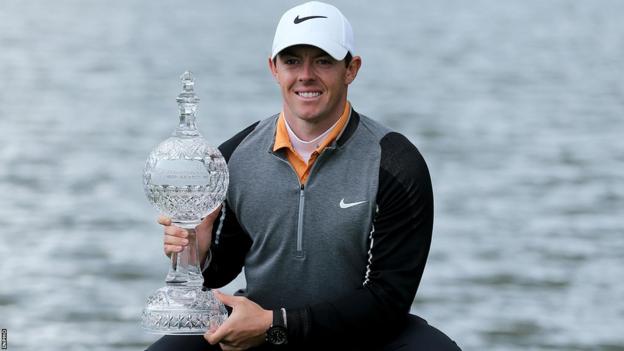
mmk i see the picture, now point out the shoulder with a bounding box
[355,112,428,172]
[374,131,433,212]
[379,132,425,167]
[353,113,392,142]
[349,111,430,183]
[379,131,431,190]
[218,115,278,161]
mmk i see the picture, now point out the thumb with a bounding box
[196,205,222,234]
[206,204,222,220]
[157,215,172,226]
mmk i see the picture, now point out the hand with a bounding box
[205,291,272,351]
[158,205,222,265]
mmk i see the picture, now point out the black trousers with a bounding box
[145,314,461,351]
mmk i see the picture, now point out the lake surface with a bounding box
[1,1,623,350]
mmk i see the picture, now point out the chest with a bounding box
[228,146,380,260]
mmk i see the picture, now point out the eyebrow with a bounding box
[278,50,333,60]
[278,50,298,58]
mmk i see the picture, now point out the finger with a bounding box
[220,343,243,351]
[213,290,242,307]
[159,217,188,238]
[164,244,184,256]
[157,215,171,226]
[205,322,229,345]
[164,233,189,246]
[164,225,188,238]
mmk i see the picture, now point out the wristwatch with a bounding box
[266,307,288,345]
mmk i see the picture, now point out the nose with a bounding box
[298,60,315,81]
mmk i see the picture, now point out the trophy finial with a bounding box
[176,70,200,116]
[180,71,195,91]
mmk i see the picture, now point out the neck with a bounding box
[285,116,338,145]
[283,100,348,141]
[283,115,339,141]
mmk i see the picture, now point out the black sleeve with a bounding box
[201,122,259,289]
[287,132,434,348]
[202,201,252,288]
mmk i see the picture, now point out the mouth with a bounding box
[296,91,322,98]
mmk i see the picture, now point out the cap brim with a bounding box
[272,40,349,61]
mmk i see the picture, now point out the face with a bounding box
[269,45,361,129]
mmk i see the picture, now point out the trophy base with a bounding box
[141,285,228,335]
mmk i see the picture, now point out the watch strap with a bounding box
[273,307,287,328]
[267,308,288,345]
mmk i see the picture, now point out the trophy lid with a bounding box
[175,71,201,136]
[177,71,200,105]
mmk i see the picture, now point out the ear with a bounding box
[345,56,362,85]
[268,56,279,82]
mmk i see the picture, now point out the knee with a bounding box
[391,314,462,351]
[145,335,212,351]
[435,338,462,351]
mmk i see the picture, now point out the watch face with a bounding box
[267,325,288,345]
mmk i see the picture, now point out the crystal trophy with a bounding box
[141,71,229,334]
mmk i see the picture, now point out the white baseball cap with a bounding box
[271,1,355,61]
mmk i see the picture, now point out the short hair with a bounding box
[343,52,353,67]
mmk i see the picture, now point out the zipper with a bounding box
[269,151,307,258]
[270,148,331,259]
[296,184,305,258]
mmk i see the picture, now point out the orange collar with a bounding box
[273,102,351,184]
[273,102,351,154]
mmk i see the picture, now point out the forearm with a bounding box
[285,281,415,348]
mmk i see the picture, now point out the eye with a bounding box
[317,58,333,65]
[283,57,299,65]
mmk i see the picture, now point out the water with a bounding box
[1,1,623,350]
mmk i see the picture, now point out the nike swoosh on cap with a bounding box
[293,15,328,24]
[339,199,368,209]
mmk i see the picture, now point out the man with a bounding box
[147,1,460,350]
